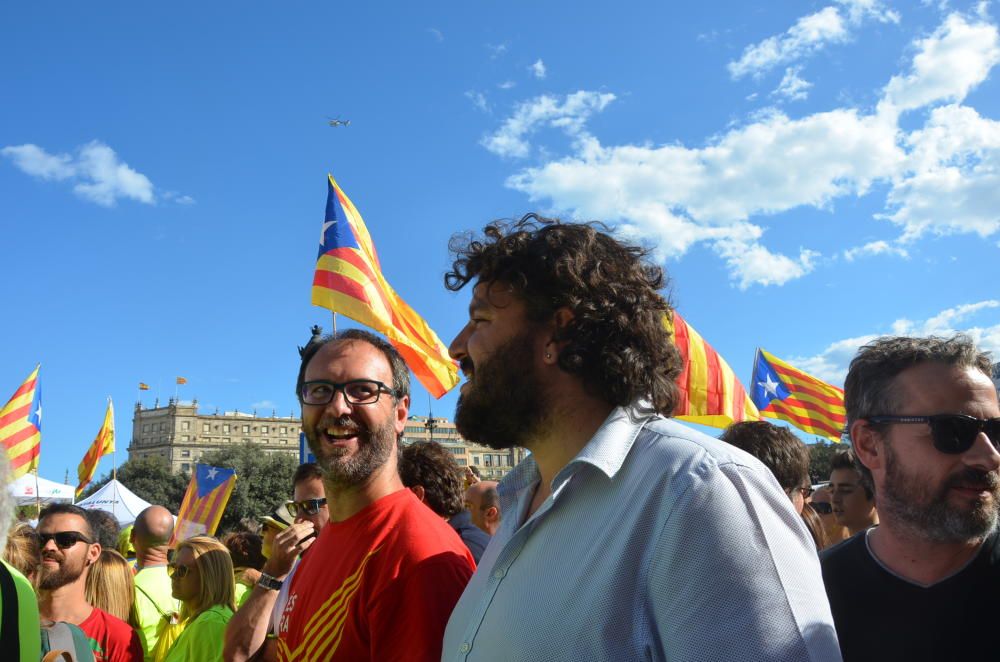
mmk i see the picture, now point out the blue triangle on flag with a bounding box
[195,463,235,498]
[750,352,792,411]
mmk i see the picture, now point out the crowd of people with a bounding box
[2,216,998,661]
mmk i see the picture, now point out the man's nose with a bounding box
[324,388,354,417]
[449,324,471,362]
[963,431,1000,473]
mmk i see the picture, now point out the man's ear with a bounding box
[409,485,426,503]
[86,542,102,566]
[850,419,884,474]
[543,307,575,364]
[484,506,499,522]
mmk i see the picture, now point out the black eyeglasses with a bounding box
[38,531,92,549]
[798,486,814,498]
[167,562,193,579]
[299,380,396,406]
[811,502,833,515]
[868,414,1000,455]
[286,498,327,517]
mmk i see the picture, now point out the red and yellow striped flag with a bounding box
[170,464,237,546]
[311,174,460,397]
[176,377,187,385]
[667,313,759,428]
[1,366,42,479]
[77,398,115,498]
[750,348,846,442]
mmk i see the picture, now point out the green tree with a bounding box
[80,456,189,512]
[807,439,849,484]
[199,443,299,535]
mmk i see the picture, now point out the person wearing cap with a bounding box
[224,463,328,661]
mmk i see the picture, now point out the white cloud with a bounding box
[427,27,444,42]
[465,90,490,113]
[842,240,909,260]
[530,59,547,79]
[729,1,898,79]
[498,80,516,90]
[487,43,508,59]
[2,140,156,206]
[772,66,813,101]
[481,91,615,159]
[715,240,819,289]
[792,300,1000,384]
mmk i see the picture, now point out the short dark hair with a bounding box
[830,448,874,500]
[85,509,121,550]
[398,442,464,518]
[296,329,411,403]
[720,421,810,492]
[38,504,94,541]
[293,462,324,487]
[480,484,499,511]
[222,532,265,571]
[845,334,993,489]
[445,215,682,416]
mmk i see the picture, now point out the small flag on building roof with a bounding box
[176,377,187,385]
[170,463,237,545]
[1,366,42,479]
[138,383,150,391]
[751,348,846,442]
[667,313,759,428]
[311,174,460,398]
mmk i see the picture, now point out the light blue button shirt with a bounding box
[442,405,841,661]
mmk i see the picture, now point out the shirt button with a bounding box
[459,642,471,653]
[493,568,505,579]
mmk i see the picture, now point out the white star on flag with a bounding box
[758,374,781,398]
[319,221,335,247]
[206,467,218,480]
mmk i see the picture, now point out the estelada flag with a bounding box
[0,366,41,479]
[311,174,459,397]
[77,398,115,498]
[751,348,846,442]
[667,313,759,428]
[170,464,237,546]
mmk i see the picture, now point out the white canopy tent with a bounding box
[7,474,75,506]
[75,479,151,526]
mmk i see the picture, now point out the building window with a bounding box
[262,438,269,444]
[483,455,493,467]
[472,455,480,464]
[181,435,189,442]
[203,423,210,433]
[181,450,190,458]
[159,422,166,432]
[280,426,287,434]
[456,458,468,466]
[223,424,230,433]
[261,425,269,434]
[181,421,190,431]
[142,424,149,432]
[242,425,250,433]
[181,463,190,472]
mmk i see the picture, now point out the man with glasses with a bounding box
[267,328,474,661]
[36,504,142,661]
[720,420,813,514]
[822,335,1000,661]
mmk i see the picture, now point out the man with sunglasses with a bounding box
[822,334,1000,661]
[36,504,142,661]
[266,329,474,661]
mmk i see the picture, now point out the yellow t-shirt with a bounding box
[133,565,178,655]
[163,606,233,662]
[1,560,41,662]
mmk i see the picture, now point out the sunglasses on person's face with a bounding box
[286,498,328,518]
[167,562,193,579]
[811,502,833,515]
[867,414,1000,455]
[38,531,92,549]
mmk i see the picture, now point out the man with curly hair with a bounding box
[441,215,839,661]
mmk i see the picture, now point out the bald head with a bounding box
[133,505,174,550]
[465,481,500,536]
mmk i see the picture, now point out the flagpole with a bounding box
[34,468,40,518]
[111,396,117,484]
[332,311,337,333]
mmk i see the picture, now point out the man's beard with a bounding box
[304,414,398,488]
[37,551,86,590]
[881,441,1000,543]
[454,331,547,451]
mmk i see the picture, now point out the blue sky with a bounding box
[3,1,999,484]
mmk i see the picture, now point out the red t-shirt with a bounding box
[78,607,143,662]
[276,488,476,661]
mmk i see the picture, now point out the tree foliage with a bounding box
[807,439,847,484]
[199,443,299,535]
[80,456,189,512]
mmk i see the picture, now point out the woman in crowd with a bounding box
[84,549,138,625]
[163,535,236,662]
[3,522,40,586]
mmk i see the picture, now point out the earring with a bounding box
[545,353,552,359]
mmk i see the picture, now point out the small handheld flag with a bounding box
[751,349,846,441]
[170,464,237,545]
[311,174,460,397]
[1,366,42,479]
[77,398,115,498]
[667,313,759,428]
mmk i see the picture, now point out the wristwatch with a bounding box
[257,572,284,591]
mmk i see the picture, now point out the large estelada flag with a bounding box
[751,348,846,442]
[170,463,237,546]
[77,398,115,498]
[311,174,460,398]
[667,313,759,428]
[1,366,42,479]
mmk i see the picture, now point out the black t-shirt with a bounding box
[821,529,1000,662]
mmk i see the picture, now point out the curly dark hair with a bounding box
[222,531,265,571]
[397,442,464,518]
[445,214,682,415]
[720,421,810,492]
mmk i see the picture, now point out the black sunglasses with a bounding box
[38,531,93,549]
[286,498,327,518]
[811,502,833,515]
[167,562,193,579]
[868,414,1000,455]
